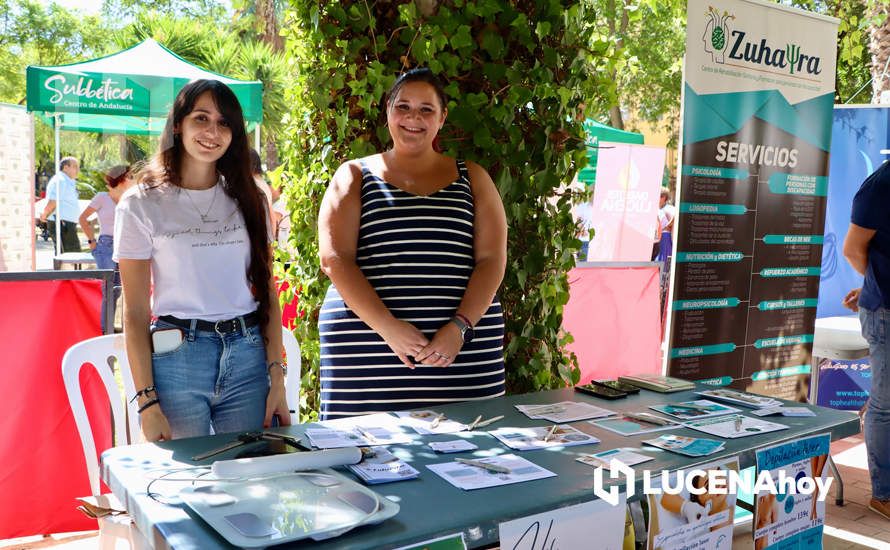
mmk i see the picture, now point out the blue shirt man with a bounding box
[843,159,890,518]
[39,157,82,252]
[42,158,80,222]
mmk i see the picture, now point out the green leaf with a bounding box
[480,30,505,59]
[450,25,473,50]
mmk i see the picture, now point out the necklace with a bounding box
[183,184,219,224]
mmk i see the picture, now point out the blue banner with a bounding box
[816,357,871,410]
[818,107,890,318]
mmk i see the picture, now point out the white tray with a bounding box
[181,468,399,548]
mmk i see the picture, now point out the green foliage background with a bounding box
[0,0,288,188]
[276,0,617,420]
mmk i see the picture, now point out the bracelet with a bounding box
[268,361,288,377]
[129,385,156,403]
[454,312,473,328]
[137,398,160,414]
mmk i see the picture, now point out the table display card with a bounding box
[643,435,726,457]
[515,401,615,423]
[646,456,740,550]
[426,454,556,490]
[754,434,831,550]
[684,414,789,439]
[577,448,655,469]
[428,440,479,453]
[305,426,411,449]
[394,410,468,434]
[751,406,817,418]
[591,413,682,436]
[489,425,601,451]
[696,389,782,409]
[649,400,740,421]
[499,497,626,550]
[347,446,420,484]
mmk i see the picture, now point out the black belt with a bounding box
[158,312,259,334]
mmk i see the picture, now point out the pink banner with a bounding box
[563,266,662,383]
[587,143,666,261]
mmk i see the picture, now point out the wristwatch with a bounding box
[450,314,475,344]
[267,361,287,377]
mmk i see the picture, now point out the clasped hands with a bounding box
[380,319,462,369]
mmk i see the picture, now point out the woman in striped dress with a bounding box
[317,68,507,419]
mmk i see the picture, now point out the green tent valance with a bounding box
[26,38,262,134]
[577,119,644,184]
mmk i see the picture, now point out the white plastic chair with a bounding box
[281,326,302,424]
[62,328,300,485]
[61,334,139,494]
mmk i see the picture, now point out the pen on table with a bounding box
[528,404,566,415]
[466,415,482,431]
[354,426,379,444]
[543,424,558,442]
[625,412,670,426]
[474,415,505,429]
[430,412,445,429]
[670,403,714,411]
[455,458,511,474]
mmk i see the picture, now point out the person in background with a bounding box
[115,79,289,441]
[79,164,134,332]
[656,188,676,263]
[317,68,507,419]
[40,156,82,253]
[79,165,133,272]
[843,159,890,520]
[651,211,662,261]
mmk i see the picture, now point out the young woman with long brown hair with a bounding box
[115,79,289,440]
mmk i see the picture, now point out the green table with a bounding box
[101,386,859,549]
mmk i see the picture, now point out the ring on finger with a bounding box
[440,353,450,360]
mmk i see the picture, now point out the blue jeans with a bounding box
[150,317,269,439]
[862,307,890,499]
[91,234,116,271]
[92,235,120,333]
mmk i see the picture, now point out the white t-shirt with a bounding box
[113,179,257,321]
[660,203,677,234]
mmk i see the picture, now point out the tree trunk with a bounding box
[868,1,890,102]
[609,105,625,130]
[255,0,283,52]
[254,1,282,168]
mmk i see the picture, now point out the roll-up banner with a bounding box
[587,143,666,262]
[666,0,839,401]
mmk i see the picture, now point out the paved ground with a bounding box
[34,232,62,271]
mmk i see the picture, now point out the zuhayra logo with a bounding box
[592,461,834,506]
[702,6,734,64]
[701,6,823,76]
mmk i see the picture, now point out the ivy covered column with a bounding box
[277,0,610,420]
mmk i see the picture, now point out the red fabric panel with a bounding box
[0,279,108,537]
[278,280,300,331]
[562,266,662,383]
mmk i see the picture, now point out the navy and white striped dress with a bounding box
[318,159,506,419]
